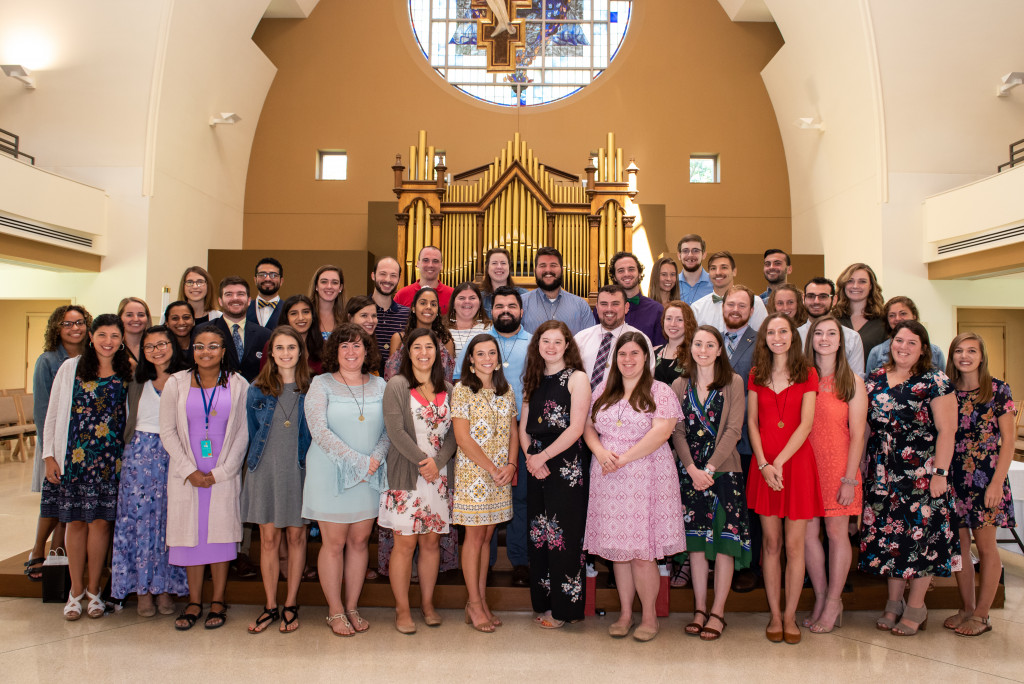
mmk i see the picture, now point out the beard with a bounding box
[258,282,280,297]
[681,262,702,274]
[535,272,563,292]
[493,313,521,333]
[724,313,750,331]
[374,280,396,297]
[765,273,786,285]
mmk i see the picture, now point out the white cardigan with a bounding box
[160,369,249,548]
[40,357,80,471]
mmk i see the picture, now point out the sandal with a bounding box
[247,606,279,634]
[64,590,85,621]
[538,616,565,629]
[670,561,691,588]
[85,590,105,619]
[700,613,727,641]
[943,608,971,631]
[23,557,45,582]
[685,609,709,636]
[204,601,228,630]
[876,599,905,631]
[465,601,495,633]
[174,602,203,631]
[327,612,355,637]
[955,614,992,637]
[346,609,369,633]
[280,605,300,633]
[891,603,927,636]
[302,566,318,582]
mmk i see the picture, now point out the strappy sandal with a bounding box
[85,590,105,619]
[685,609,709,636]
[326,612,355,637]
[891,603,927,636]
[876,599,905,631]
[465,601,495,633]
[700,613,727,641]
[346,609,369,633]
[247,606,279,634]
[64,590,85,621]
[204,601,228,630]
[24,557,44,582]
[670,561,691,588]
[174,602,203,631]
[943,608,971,630]
[955,615,992,637]
[280,605,300,633]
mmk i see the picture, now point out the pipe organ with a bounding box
[392,131,638,302]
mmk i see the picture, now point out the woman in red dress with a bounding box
[746,313,823,644]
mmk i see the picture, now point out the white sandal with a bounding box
[64,591,85,621]
[85,590,105,619]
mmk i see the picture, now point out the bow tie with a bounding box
[626,295,640,306]
[712,294,724,304]
[257,299,277,309]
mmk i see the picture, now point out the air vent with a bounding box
[0,214,93,248]
[936,224,1024,255]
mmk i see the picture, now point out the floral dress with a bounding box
[678,384,752,568]
[951,379,1016,529]
[451,382,515,526]
[378,389,452,535]
[525,368,588,622]
[859,368,961,578]
[40,375,127,523]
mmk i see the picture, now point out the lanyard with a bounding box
[197,370,222,437]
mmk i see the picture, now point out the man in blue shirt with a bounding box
[759,248,792,301]
[521,247,593,335]
[455,285,532,586]
[676,234,713,304]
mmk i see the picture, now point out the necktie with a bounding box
[232,323,244,362]
[712,294,724,304]
[257,299,277,309]
[725,331,738,359]
[591,332,613,391]
[626,295,640,306]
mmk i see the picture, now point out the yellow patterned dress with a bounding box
[451,382,514,526]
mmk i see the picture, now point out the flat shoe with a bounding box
[955,615,992,637]
[943,609,971,631]
[685,609,709,636]
[608,618,635,638]
[395,616,417,635]
[633,625,659,642]
[327,613,355,636]
[204,601,228,630]
[347,609,370,633]
[137,602,157,618]
[156,596,177,615]
[766,625,783,643]
[422,610,442,627]
[783,627,801,645]
[700,613,726,641]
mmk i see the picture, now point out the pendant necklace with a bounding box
[280,387,298,428]
[615,387,633,427]
[496,333,518,369]
[338,374,367,421]
[771,376,790,429]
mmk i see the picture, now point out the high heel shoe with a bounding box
[875,599,905,631]
[891,603,928,636]
[809,598,844,634]
[465,601,495,633]
[802,595,825,628]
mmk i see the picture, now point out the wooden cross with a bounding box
[472,0,531,73]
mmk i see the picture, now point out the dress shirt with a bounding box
[573,323,655,379]
[691,292,768,334]
[255,296,280,326]
[453,326,532,415]
[796,320,866,377]
[677,269,713,305]
[521,287,594,336]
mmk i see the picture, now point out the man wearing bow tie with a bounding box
[601,251,665,346]
[691,250,768,333]
[247,257,284,328]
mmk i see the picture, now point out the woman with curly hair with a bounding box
[41,314,133,620]
[833,263,886,354]
[384,287,455,383]
[653,300,697,386]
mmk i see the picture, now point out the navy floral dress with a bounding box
[951,379,1016,529]
[525,368,588,622]
[40,375,127,523]
[859,368,961,579]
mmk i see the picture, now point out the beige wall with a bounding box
[956,307,1024,402]
[246,1,792,268]
[0,300,70,390]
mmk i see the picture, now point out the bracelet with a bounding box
[840,477,857,486]
[757,462,769,471]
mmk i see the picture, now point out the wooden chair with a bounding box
[0,396,30,462]
[15,393,36,450]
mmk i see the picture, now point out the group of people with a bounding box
[23,238,1015,644]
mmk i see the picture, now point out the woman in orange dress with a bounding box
[802,316,866,633]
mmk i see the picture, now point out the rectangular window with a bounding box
[689,154,719,183]
[317,150,347,180]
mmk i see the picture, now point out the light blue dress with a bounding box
[301,374,389,523]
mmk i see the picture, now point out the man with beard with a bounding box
[211,275,272,382]
[797,277,865,376]
[370,256,409,365]
[691,251,768,333]
[246,257,284,328]
[454,285,533,586]
[604,251,665,346]
[394,245,454,314]
[521,247,593,335]
[719,285,762,593]
[574,284,654,385]
[676,234,713,304]
[759,249,792,301]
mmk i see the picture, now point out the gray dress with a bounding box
[241,383,306,528]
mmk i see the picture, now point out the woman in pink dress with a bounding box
[802,316,866,634]
[584,332,684,643]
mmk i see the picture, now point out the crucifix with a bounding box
[472,0,531,73]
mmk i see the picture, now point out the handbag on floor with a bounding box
[41,549,71,603]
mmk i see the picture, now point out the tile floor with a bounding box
[1,458,1022,683]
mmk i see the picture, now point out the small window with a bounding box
[689,155,719,184]
[317,150,347,180]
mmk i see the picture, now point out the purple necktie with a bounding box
[591,332,613,391]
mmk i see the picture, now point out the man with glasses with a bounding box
[246,257,284,328]
[797,277,865,376]
[676,234,713,304]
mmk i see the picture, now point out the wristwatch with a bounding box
[932,467,949,477]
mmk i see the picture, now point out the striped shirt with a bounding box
[375,300,410,365]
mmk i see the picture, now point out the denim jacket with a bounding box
[246,384,311,472]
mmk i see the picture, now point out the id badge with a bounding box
[200,439,214,459]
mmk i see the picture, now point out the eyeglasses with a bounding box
[255,272,281,280]
[60,320,87,328]
[192,343,224,352]
[678,248,703,255]
[143,341,172,352]
[804,293,833,301]
[184,279,206,287]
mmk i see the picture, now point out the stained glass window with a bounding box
[409,0,632,107]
